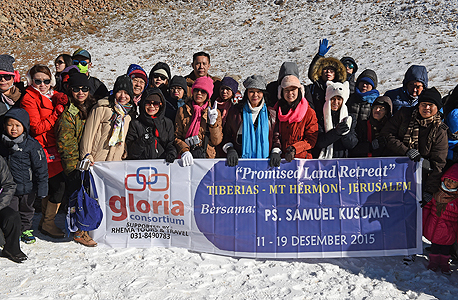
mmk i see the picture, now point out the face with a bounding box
[115,90,131,105]
[247,88,264,107]
[152,74,168,88]
[371,105,387,121]
[192,88,208,106]
[418,102,438,118]
[344,63,354,75]
[444,178,458,190]
[330,96,343,111]
[144,97,162,117]
[170,86,185,99]
[192,56,210,78]
[32,72,52,94]
[322,67,335,81]
[283,86,299,104]
[72,56,91,74]
[0,73,14,93]
[220,86,233,101]
[4,118,24,138]
[55,56,66,73]
[71,86,89,103]
[132,77,146,96]
[407,81,424,97]
[358,81,373,93]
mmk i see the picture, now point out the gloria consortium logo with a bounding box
[109,167,185,225]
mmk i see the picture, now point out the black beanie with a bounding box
[169,75,187,91]
[113,75,134,101]
[418,87,442,109]
[68,72,91,88]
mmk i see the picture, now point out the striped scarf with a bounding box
[402,108,441,149]
[108,103,131,146]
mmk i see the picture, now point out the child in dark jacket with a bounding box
[423,163,458,275]
[0,108,48,243]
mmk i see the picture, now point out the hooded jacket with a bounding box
[384,65,428,112]
[125,88,176,160]
[0,156,16,212]
[0,108,48,197]
[340,57,358,94]
[347,69,380,123]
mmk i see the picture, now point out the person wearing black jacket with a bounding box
[125,87,176,162]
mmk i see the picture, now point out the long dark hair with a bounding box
[67,91,96,120]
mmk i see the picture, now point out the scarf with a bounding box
[177,98,186,109]
[216,99,232,125]
[241,99,269,158]
[433,187,458,217]
[185,101,208,139]
[355,87,380,104]
[31,85,54,100]
[108,102,131,147]
[1,133,25,152]
[402,108,441,149]
[276,98,308,123]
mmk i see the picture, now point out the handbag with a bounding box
[67,170,103,233]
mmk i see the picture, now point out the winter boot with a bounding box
[38,196,49,231]
[427,254,440,271]
[74,230,97,247]
[439,255,452,275]
[40,202,65,239]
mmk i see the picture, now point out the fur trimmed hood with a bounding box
[310,57,347,83]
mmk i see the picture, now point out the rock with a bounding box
[0,15,8,23]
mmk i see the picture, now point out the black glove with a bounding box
[285,146,296,162]
[406,149,421,162]
[421,192,433,208]
[371,136,386,150]
[226,147,239,167]
[334,121,350,136]
[422,159,432,174]
[165,152,176,163]
[270,152,281,167]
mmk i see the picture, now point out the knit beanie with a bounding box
[220,76,239,94]
[69,72,91,88]
[243,75,266,90]
[0,55,15,74]
[113,75,134,101]
[153,69,169,79]
[442,163,458,182]
[325,81,350,102]
[418,87,442,109]
[192,76,214,99]
[278,75,304,99]
[169,75,187,91]
[356,69,378,89]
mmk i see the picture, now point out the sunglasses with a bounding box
[72,86,90,93]
[170,86,183,91]
[34,79,51,85]
[0,74,13,81]
[345,63,354,69]
[72,60,88,67]
[153,74,167,81]
[193,88,207,94]
[145,100,162,107]
[56,60,65,65]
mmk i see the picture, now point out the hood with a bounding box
[3,107,30,134]
[149,62,171,85]
[356,69,378,89]
[372,96,393,117]
[277,62,300,83]
[310,57,347,83]
[139,87,166,119]
[340,56,358,74]
[403,65,428,88]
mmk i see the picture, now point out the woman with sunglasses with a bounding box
[55,72,96,246]
[340,57,358,94]
[54,54,72,93]
[0,55,25,117]
[149,62,171,99]
[125,87,176,161]
[175,76,222,166]
[80,75,136,163]
[21,64,69,239]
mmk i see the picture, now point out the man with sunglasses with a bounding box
[0,55,26,117]
[72,48,108,100]
[185,51,221,102]
[340,57,358,94]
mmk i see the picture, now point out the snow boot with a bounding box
[439,255,452,275]
[38,196,49,231]
[40,202,65,239]
[427,254,440,271]
[74,230,97,247]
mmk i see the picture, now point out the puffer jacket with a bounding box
[126,88,176,160]
[0,108,48,197]
[0,156,16,211]
[423,197,458,245]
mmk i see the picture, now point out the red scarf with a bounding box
[276,97,308,123]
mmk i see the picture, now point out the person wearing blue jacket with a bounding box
[0,108,48,244]
[384,65,428,112]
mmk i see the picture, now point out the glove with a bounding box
[372,136,386,150]
[406,149,421,162]
[371,138,380,150]
[422,158,432,174]
[421,192,433,208]
[181,151,194,167]
[226,147,239,167]
[269,152,281,167]
[52,93,68,107]
[285,146,296,162]
[334,121,350,136]
[318,38,332,56]
[165,152,176,164]
[207,101,218,125]
[53,104,65,118]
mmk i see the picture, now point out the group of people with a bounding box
[0,39,457,272]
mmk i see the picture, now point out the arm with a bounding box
[125,121,147,160]
[164,118,177,158]
[380,109,409,156]
[0,156,16,211]
[424,127,448,194]
[208,109,223,147]
[340,116,358,150]
[21,91,60,137]
[56,111,79,175]
[174,106,190,155]
[79,105,103,162]
[291,109,319,153]
[30,140,48,198]
[308,53,323,82]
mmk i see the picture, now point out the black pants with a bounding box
[49,172,66,204]
[0,206,22,255]
[431,243,452,255]
[8,193,36,232]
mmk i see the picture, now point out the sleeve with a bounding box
[315,123,341,149]
[92,78,109,100]
[340,115,358,150]
[79,105,102,162]
[174,107,190,155]
[380,109,409,156]
[424,127,448,194]
[164,118,177,158]
[21,92,59,137]
[30,140,48,198]
[291,109,319,153]
[0,156,16,211]
[55,112,79,175]
[208,109,223,147]
[125,121,147,160]
[308,53,322,82]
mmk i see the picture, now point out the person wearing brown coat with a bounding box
[175,76,222,165]
[380,87,448,201]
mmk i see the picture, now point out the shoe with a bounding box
[1,249,27,263]
[40,202,65,239]
[439,255,452,275]
[74,230,97,247]
[427,254,440,271]
[20,230,36,244]
[403,254,416,265]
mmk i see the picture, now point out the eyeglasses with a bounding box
[153,74,167,81]
[145,100,162,107]
[345,63,354,69]
[72,60,88,67]
[33,79,51,85]
[170,86,183,91]
[55,60,65,65]
[72,86,90,93]
[0,74,13,81]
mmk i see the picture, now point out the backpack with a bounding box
[67,170,103,233]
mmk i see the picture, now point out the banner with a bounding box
[91,157,422,258]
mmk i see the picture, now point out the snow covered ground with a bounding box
[2,0,458,299]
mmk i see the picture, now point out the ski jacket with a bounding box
[423,197,458,245]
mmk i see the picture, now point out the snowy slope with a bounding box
[2,1,458,299]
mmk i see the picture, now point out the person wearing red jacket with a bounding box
[423,163,458,275]
[20,64,68,239]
